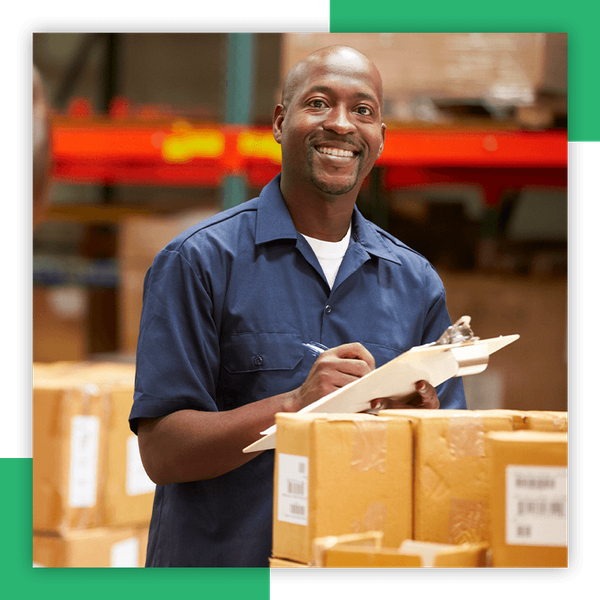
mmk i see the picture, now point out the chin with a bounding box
[310,174,362,196]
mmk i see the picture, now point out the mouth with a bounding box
[315,146,356,158]
[313,143,360,159]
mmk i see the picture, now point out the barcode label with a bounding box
[277,453,309,526]
[288,481,304,495]
[289,504,305,516]
[517,500,565,517]
[68,415,100,508]
[506,465,567,547]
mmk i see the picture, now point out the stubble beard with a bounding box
[307,149,364,196]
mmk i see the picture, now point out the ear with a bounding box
[377,122,386,159]
[273,104,285,144]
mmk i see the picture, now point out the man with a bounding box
[130,45,466,567]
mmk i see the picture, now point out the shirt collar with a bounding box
[352,208,403,266]
[255,174,402,266]
[255,175,299,244]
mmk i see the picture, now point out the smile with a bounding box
[315,146,357,158]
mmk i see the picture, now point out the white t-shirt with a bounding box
[301,226,352,289]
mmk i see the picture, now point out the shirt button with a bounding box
[253,355,263,366]
[325,305,332,315]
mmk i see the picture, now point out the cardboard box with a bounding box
[523,411,567,432]
[33,525,149,568]
[281,33,550,118]
[33,362,155,532]
[488,431,567,567]
[272,413,413,564]
[33,286,89,362]
[442,271,567,412]
[474,410,567,433]
[379,409,513,544]
[315,536,488,568]
[269,557,312,568]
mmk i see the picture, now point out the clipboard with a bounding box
[243,317,519,454]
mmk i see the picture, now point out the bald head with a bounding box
[273,44,386,204]
[281,45,384,111]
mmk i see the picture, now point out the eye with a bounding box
[308,98,328,109]
[356,105,374,116]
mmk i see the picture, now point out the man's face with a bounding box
[274,51,386,198]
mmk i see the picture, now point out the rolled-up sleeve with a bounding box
[129,249,220,433]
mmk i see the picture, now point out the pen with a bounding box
[302,341,329,357]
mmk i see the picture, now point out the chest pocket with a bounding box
[221,332,304,373]
[219,332,305,410]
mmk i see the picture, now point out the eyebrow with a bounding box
[304,85,379,105]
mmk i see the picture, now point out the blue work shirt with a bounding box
[130,174,466,567]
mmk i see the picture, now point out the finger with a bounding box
[316,348,375,379]
[415,380,440,409]
[330,342,376,371]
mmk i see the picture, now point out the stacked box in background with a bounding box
[272,413,413,565]
[281,33,565,124]
[488,430,568,567]
[33,362,154,567]
[33,526,149,568]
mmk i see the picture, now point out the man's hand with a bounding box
[286,342,376,412]
[369,380,440,411]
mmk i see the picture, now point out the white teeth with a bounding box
[316,146,354,158]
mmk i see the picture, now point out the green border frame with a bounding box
[13,4,592,599]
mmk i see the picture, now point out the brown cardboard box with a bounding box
[281,33,550,119]
[474,410,567,433]
[269,557,312,568]
[33,378,109,530]
[33,362,155,531]
[441,271,568,412]
[33,525,149,567]
[33,286,89,362]
[272,413,413,564]
[523,411,567,432]
[488,431,567,567]
[379,409,513,545]
[315,536,488,568]
[105,386,156,527]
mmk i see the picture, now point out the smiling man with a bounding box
[275,46,385,238]
[130,45,466,568]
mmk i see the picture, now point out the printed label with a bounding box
[110,537,140,567]
[126,435,156,496]
[505,465,567,546]
[277,453,309,526]
[68,415,100,508]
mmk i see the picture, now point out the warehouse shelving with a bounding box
[50,101,567,209]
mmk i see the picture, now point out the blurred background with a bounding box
[32,32,568,413]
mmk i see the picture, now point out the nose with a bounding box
[323,105,356,135]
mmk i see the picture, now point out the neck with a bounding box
[280,178,357,242]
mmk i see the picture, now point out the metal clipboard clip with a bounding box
[435,315,479,346]
[433,315,489,377]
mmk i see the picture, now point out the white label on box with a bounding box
[277,453,309,526]
[505,465,567,547]
[126,435,156,495]
[110,536,140,567]
[68,415,100,508]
